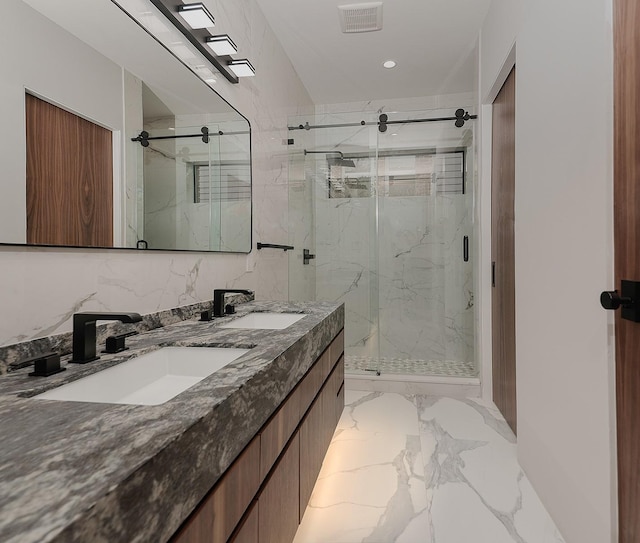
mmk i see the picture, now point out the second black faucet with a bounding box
[212,289,253,318]
[71,312,142,364]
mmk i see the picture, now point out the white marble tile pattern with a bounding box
[0,0,315,345]
[294,392,565,543]
[292,108,475,375]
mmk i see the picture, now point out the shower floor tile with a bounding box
[345,355,478,378]
[293,391,565,543]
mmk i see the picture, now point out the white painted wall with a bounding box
[479,1,616,542]
[0,0,313,345]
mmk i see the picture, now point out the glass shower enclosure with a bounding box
[288,108,477,379]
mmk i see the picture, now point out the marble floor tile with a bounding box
[295,392,429,543]
[294,391,566,543]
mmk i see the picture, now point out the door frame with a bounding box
[612,0,640,538]
[479,47,517,403]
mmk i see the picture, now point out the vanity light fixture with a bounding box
[177,3,215,29]
[150,0,256,83]
[228,59,256,77]
[206,34,238,56]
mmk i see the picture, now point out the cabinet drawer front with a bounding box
[228,501,258,543]
[298,349,327,416]
[333,356,344,425]
[172,436,260,543]
[331,355,345,398]
[260,387,301,479]
[299,392,326,519]
[259,433,300,543]
[329,356,345,432]
[330,330,344,367]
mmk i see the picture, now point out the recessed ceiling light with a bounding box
[177,3,215,29]
[383,60,397,69]
[391,133,398,136]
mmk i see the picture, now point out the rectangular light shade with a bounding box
[206,35,237,56]
[228,59,255,77]
[178,3,215,29]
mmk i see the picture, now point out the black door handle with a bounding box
[600,291,632,310]
[601,280,640,322]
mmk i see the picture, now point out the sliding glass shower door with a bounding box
[375,113,475,376]
[288,112,381,374]
[288,108,476,378]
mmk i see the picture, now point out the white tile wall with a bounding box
[0,0,314,346]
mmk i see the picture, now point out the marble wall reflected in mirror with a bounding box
[128,86,251,252]
[1,0,252,253]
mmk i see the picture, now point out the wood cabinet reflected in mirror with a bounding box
[26,94,114,247]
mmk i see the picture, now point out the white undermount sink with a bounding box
[219,312,305,330]
[34,347,249,406]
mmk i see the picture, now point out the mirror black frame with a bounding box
[1,0,252,255]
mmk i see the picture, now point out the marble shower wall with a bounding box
[314,187,474,365]
[294,102,476,367]
[0,0,314,346]
[315,195,378,360]
[378,192,474,364]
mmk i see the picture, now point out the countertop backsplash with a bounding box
[0,292,254,374]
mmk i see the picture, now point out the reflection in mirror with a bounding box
[3,0,252,253]
[132,93,251,251]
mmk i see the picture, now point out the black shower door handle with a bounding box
[463,236,469,262]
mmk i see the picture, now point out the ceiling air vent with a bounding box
[338,2,383,33]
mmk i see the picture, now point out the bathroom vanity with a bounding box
[0,301,344,543]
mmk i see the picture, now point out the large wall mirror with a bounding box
[1,0,252,253]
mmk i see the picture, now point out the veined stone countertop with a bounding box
[0,300,344,543]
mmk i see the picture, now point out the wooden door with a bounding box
[26,94,113,247]
[614,0,640,539]
[491,67,517,434]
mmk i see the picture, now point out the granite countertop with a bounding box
[0,300,344,543]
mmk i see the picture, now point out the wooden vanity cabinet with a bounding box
[171,437,261,543]
[259,383,301,479]
[258,433,300,543]
[171,329,344,543]
[299,354,344,517]
[228,502,258,543]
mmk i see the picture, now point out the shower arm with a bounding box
[303,150,345,158]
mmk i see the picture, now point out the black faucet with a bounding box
[213,289,253,317]
[71,312,142,363]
